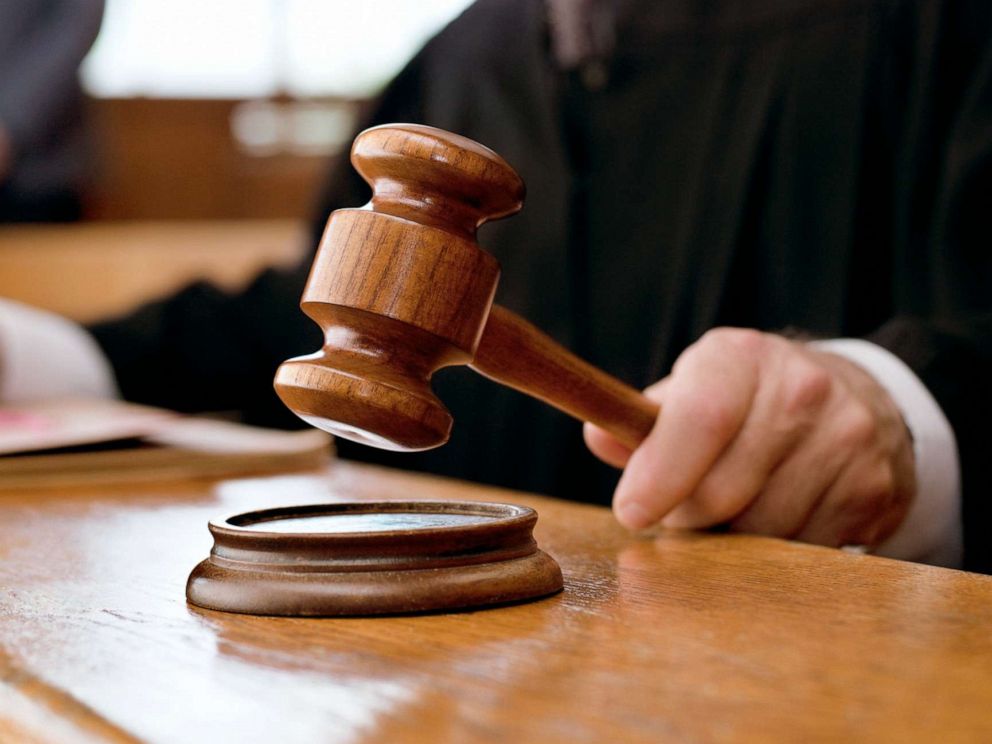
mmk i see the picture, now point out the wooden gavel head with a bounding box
[274,124,525,451]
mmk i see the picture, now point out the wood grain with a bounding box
[186,500,563,615]
[1,462,991,742]
[472,304,659,449]
[276,124,659,453]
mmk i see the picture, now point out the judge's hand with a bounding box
[584,328,915,548]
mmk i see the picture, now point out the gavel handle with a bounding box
[470,304,659,451]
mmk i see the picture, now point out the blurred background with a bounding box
[81,0,474,220]
[0,0,474,321]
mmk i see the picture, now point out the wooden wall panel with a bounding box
[84,98,342,220]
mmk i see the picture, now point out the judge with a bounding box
[2,0,989,571]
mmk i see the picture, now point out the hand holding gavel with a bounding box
[276,124,917,552]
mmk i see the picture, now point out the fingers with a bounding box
[791,357,916,548]
[727,407,862,537]
[612,329,762,530]
[583,423,635,468]
[584,379,669,469]
[661,349,832,529]
[599,329,916,553]
[795,440,914,548]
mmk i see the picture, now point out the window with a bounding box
[82,0,476,99]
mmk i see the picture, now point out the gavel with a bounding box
[274,124,660,452]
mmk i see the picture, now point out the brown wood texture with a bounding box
[186,500,563,615]
[0,220,306,323]
[85,98,333,220]
[276,124,659,452]
[473,304,659,449]
[1,462,992,743]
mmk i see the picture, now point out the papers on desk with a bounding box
[0,398,333,489]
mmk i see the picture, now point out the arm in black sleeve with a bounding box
[865,1,992,572]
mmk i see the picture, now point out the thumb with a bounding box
[583,422,634,468]
[584,376,670,469]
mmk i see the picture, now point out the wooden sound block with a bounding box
[186,501,563,616]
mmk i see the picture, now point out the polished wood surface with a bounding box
[276,124,658,452]
[1,461,991,742]
[0,220,306,322]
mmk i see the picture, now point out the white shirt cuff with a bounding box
[809,338,962,568]
[0,298,119,402]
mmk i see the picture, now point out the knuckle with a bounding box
[863,466,896,506]
[692,479,741,522]
[701,327,767,356]
[781,361,832,415]
[684,391,741,440]
[835,404,877,449]
[846,466,897,517]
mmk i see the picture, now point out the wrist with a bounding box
[808,338,962,567]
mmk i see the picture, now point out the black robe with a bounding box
[91,0,992,571]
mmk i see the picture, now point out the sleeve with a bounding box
[809,338,962,568]
[0,0,105,153]
[864,3,992,573]
[866,317,992,574]
[0,298,118,402]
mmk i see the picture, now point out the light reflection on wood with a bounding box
[1,462,991,742]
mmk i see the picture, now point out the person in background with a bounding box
[1,0,990,573]
[0,0,104,222]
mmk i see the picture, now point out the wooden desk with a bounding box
[1,463,991,742]
[0,220,306,323]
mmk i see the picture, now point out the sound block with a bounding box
[186,500,563,616]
